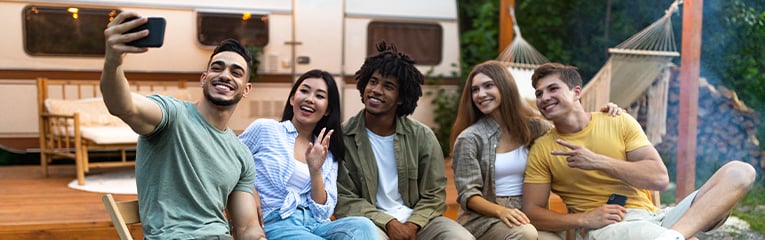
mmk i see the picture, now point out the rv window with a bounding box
[23,6,118,56]
[197,12,269,48]
[367,22,443,65]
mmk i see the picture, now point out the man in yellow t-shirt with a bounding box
[523,62,756,240]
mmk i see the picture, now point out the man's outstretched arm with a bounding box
[100,11,162,135]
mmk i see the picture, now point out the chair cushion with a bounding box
[81,126,139,144]
[44,98,127,128]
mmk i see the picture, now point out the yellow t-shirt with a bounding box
[525,113,657,213]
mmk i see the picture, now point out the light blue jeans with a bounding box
[263,207,380,240]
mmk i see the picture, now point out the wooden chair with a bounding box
[102,194,140,240]
[37,78,188,185]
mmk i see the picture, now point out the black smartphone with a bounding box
[125,17,166,48]
[607,193,628,206]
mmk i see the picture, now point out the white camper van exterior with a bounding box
[0,0,460,151]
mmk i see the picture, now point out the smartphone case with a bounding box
[126,17,166,48]
[607,194,628,206]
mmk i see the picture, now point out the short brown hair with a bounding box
[531,62,582,90]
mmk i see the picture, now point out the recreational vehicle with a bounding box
[0,0,461,152]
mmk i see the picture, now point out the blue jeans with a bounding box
[263,207,380,240]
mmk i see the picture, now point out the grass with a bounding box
[734,181,765,236]
[660,177,765,236]
[734,209,765,236]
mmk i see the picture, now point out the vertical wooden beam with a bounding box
[676,0,703,201]
[499,0,516,53]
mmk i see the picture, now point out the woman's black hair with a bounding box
[281,69,344,161]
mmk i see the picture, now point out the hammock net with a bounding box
[498,1,682,144]
[582,0,681,144]
[497,7,549,102]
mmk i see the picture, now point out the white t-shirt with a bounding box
[287,159,310,193]
[367,128,413,222]
[494,147,528,196]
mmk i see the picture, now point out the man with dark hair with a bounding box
[523,62,756,240]
[334,42,474,240]
[101,12,265,239]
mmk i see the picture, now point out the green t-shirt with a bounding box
[136,95,255,239]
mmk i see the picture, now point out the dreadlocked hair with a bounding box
[355,41,424,117]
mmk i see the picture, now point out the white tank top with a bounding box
[286,159,310,192]
[494,147,528,196]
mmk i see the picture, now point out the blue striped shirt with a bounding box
[238,119,337,221]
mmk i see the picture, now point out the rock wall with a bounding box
[636,69,764,181]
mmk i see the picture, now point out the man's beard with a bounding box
[364,107,384,116]
[203,86,242,107]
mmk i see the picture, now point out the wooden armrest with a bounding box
[39,113,81,151]
[41,113,77,118]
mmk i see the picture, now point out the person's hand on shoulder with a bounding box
[600,102,624,117]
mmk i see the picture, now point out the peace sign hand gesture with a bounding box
[550,139,604,170]
[305,128,333,173]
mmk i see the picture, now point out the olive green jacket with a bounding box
[334,110,447,229]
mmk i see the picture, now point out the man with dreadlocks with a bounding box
[334,42,474,240]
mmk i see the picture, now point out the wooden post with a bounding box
[676,0,703,201]
[499,0,515,53]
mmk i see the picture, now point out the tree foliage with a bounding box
[701,0,765,150]
[515,0,674,82]
[428,0,501,157]
[458,0,500,78]
[450,0,765,151]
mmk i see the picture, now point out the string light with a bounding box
[68,7,79,20]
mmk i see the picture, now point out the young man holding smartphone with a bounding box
[101,12,266,240]
[522,62,756,240]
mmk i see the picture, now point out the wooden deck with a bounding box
[0,164,142,240]
[0,159,562,239]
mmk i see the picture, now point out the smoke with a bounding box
[657,0,765,183]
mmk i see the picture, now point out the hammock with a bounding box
[581,0,682,144]
[497,7,549,102]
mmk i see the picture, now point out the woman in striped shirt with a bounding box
[239,69,378,240]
